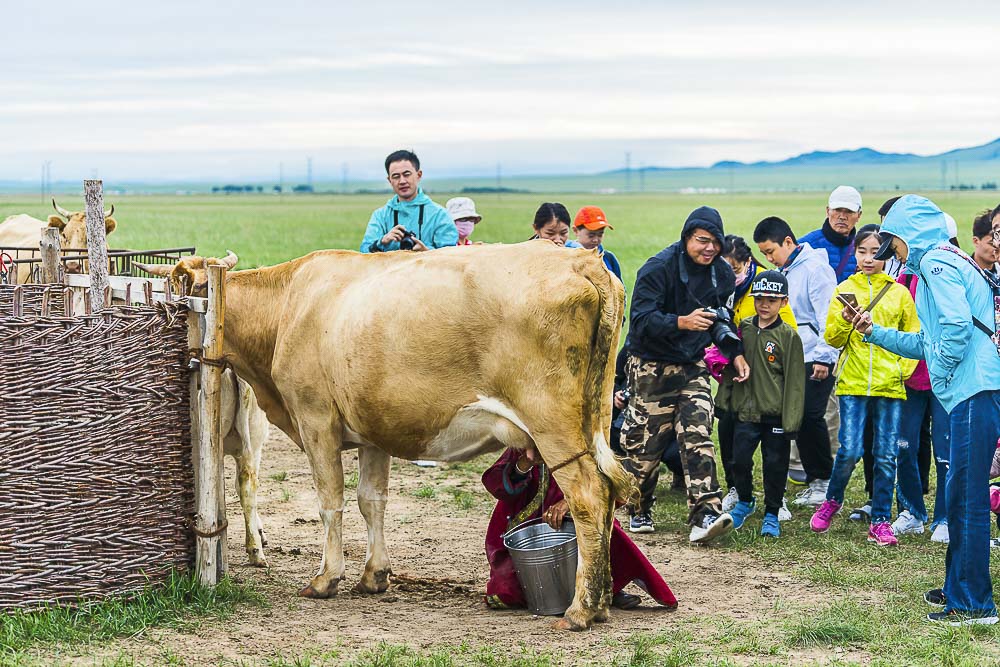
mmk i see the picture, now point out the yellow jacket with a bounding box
[825,272,920,398]
[734,264,798,329]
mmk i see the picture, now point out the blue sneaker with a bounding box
[730,499,756,529]
[761,513,780,538]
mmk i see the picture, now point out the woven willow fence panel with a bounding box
[0,284,195,610]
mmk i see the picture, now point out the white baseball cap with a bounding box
[445,197,481,222]
[828,185,863,213]
[943,212,958,239]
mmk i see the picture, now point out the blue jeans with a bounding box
[827,395,902,524]
[943,390,1000,615]
[895,388,950,524]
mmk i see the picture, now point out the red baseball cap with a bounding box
[574,206,614,231]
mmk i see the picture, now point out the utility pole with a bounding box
[341,162,348,194]
[625,152,632,193]
[940,161,947,190]
[496,162,502,200]
[279,162,284,198]
[639,162,645,193]
[306,157,313,191]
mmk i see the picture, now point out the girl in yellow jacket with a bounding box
[718,235,797,513]
[809,227,919,546]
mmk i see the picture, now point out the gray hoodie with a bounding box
[781,243,839,365]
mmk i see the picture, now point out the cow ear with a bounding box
[47,216,66,231]
[105,216,117,234]
[171,262,196,295]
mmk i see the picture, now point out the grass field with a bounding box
[4,190,1000,665]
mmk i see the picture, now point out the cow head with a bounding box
[135,252,239,297]
[48,198,118,272]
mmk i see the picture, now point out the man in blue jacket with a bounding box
[800,185,864,283]
[360,150,458,253]
[852,195,1000,626]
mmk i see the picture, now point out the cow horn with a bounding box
[104,204,115,218]
[133,262,172,277]
[221,250,238,269]
[51,198,71,218]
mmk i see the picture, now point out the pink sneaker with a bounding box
[810,499,842,533]
[991,487,1000,514]
[868,521,899,547]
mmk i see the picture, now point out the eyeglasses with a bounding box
[692,235,721,249]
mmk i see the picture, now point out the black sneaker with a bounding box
[629,512,654,534]
[924,589,946,608]
[927,609,998,626]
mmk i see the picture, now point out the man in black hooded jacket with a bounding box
[620,206,748,544]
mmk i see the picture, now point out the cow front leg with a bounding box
[353,446,392,594]
[299,431,347,598]
[228,435,268,567]
[547,450,614,631]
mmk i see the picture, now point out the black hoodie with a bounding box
[628,207,739,364]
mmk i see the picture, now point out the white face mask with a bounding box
[455,220,476,238]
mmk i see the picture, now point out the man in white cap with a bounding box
[445,197,482,246]
[800,185,864,283]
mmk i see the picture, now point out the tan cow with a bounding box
[0,199,117,282]
[150,242,631,630]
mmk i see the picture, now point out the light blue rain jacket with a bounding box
[867,195,1000,412]
[360,189,458,252]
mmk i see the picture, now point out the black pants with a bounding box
[733,420,791,516]
[800,363,834,482]
[717,409,737,490]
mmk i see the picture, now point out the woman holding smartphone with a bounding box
[809,227,920,546]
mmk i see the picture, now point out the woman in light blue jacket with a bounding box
[854,194,1000,625]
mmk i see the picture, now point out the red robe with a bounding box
[482,449,677,609]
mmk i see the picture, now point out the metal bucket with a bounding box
[502,517,578,616]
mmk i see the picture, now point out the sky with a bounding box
[2,0,999,183]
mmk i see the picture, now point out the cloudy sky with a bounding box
[2,0,998,183]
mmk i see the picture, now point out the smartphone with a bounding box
[836,293,860,317]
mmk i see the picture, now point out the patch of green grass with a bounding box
[785,600,871,647]
[279,487,294,502]
[0,570,263,659]
[344,470,359,490]
[449,489,477,511]
[612,629,698,667]
[269,471,288,482]
[412,485,436,499]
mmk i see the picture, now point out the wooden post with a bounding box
[40,227,63,284]
[84,180,110,312]
[194,264,227,585]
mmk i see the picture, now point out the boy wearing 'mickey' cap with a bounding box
[716,270,806,537]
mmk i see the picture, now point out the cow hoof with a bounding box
[551,617,590,632]
[594,607,610,623]
[353,568,391,594]
[248,556,269,569]
[298,583,337,599]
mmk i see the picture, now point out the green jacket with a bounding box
[716,316,806,435]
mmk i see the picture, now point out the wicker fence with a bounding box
[0,284,196,610]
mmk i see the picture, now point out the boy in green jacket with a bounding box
[720,270,806,537]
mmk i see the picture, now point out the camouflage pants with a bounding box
[619,355,723,525]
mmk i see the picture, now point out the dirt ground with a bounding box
[71,427,847,665]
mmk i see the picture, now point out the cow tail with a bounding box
[582,262,636,505]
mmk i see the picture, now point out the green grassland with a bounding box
[5,191,1000,665]
[3,190,999,297]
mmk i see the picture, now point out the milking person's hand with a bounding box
[852,310,875,337]
[381,225,407,246]
[544,499,570,530]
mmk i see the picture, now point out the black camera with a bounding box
[703,307,740,348]
[398,229,418,251]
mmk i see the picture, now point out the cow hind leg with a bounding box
[353,446,392,594]
[298,425,347,599]
[544,438,615,631]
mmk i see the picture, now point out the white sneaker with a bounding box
[721,488,739,513]
[689,512,733,545]
[930,523,950,544]
[992,537,1000,550]
[411,460,438,468]
[891,510,925,536]
[777,498,792,522]
[792,479,827,507]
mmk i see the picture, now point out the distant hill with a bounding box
[709,138,1000,170]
